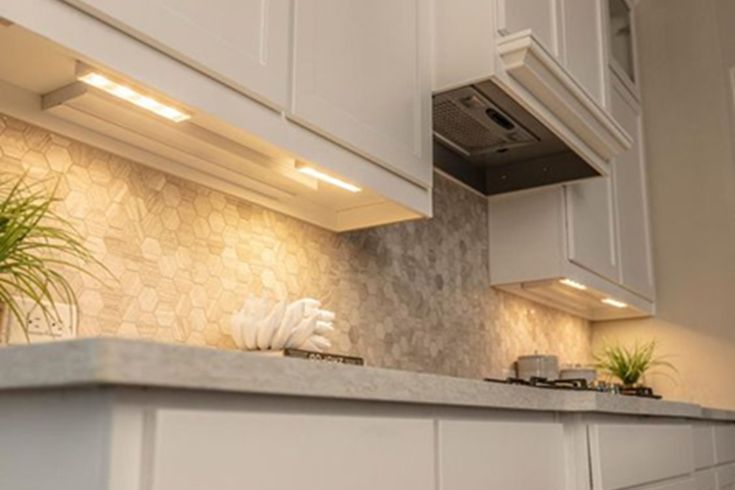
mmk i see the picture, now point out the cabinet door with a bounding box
[561,0,606,104]
[566,177,620,282]
[641,479,697,490]
[611,76,655,299]
[497,0,558,56]
[148,409,435,490]
[291,0,432,187]
[438,420,567,490]
[694,470,718,490]
[63,0,291,108]
[589,424,695,490]
[718,465,735,490]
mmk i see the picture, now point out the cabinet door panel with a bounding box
[715,426,735,464]
[694,425,717,470]
[566,177,619,282]
[149,410,435,490]
[291,0,432,187]
[439,420,567,490]
[561,0,605,104]
[64,0,291,108]
[611,78,655,299]
[717,464,735,490]
[694,470,718,490]
[590,424,694,490]
[498,0,557,55]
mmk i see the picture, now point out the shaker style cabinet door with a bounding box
[566,176,620,283]
[62,0,291,109]
[147,410,435,490]
[290,0,432,187]
[438,420,567,490]
[610,77,655,300]
[560,0,606,105]
[497,0,557,56]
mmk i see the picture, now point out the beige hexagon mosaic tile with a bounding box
[0,113,592,378]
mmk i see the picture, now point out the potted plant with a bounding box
[0,174,109,340]
[594,340,676,388]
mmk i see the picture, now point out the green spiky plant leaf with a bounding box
[594,340,677,387]
[0,174,111,340]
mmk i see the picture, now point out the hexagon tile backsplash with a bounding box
[0,113,592,378]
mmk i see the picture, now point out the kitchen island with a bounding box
[1,339,733,490]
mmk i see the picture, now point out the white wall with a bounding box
[592,0,735,409]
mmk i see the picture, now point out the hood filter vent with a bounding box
[433,86,537,157]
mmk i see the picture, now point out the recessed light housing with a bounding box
[297,166,362,193]
[559,278,587,291]
[77,68,191,123]
[602,298,627,308]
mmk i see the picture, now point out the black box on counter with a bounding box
[250,348,365,366]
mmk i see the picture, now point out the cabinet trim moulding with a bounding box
[496,30,633,167]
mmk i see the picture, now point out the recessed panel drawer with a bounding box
[589,424,695,490]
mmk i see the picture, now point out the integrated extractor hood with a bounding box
[433,24,632,195]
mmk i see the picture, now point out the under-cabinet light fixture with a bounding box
[601,298,628,308]
[559,278,587,291]
[297,166,362,193]
[77,71,191,123]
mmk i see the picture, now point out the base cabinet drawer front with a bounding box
[148,410,435,490]
[438,420,567,490]
[590,424,695,490]
[694,425,717,470]
[715,426,735,464]
[63,0,292,109]
[717,464,735,490]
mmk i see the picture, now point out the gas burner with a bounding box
[484,377,662,399]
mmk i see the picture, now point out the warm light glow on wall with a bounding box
[78,72,191,123]
[297,166,362,193]
[602,298,628,308]
[559,278,587,291]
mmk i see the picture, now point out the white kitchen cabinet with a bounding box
[694,425,718,470]
[150,410,435,490]
[611,73,655,299]
[0,0,433,231]
[438,420,567,490]
[718,465,735,490]
[566,177,619,283]
[588,424,695,490]
[715,426,735,465]
[291,0,432,187]
[497,0,558,56]
[561,0,606,104]
[696,470,719,490]
[62,0,292,109]
[641,479,697,490]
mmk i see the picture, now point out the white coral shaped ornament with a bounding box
[231,297,335,352]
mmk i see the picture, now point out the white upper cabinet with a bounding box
[63,0,292,109]
[291,0,432,187]
[611,74,654,299]
[561,0,606,105]
[497,0,557,55]
[566,177,619,283]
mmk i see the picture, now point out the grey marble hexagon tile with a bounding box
[0,113,591,378]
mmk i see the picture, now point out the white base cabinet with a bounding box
[1,388,734,490]
[438,420,567,490]
[150,410,434,490]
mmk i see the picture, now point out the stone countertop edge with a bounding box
[0,338,730,421]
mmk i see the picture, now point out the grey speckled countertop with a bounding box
[0,338,731,421]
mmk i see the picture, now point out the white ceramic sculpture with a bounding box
[231,297,335,352]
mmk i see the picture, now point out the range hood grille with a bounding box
[433,87,537,156]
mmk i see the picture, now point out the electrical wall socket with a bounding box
[3,298,77,345]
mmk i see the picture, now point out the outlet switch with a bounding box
[2,298,77,345]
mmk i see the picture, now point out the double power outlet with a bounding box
[2,298,77,345]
